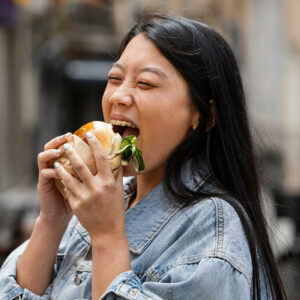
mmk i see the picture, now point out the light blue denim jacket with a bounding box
[0,164,269,300]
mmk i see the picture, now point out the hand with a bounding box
[37,133,73,227]
[54,132,125,240]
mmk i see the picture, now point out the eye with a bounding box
[107,76,122,83]
[137,81,156,89]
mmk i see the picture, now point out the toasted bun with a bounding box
[55,121,122,198]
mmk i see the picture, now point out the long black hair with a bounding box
[118,12,286,300]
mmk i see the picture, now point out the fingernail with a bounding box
[63,187,67,193]
[54,162,60,169]
[55,149,62,155]
[63,143,70,150]
[86,132,94,139]
[59,132,71,140]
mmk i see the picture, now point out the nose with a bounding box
[109,85,133,108]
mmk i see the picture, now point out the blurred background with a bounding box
[0,0,299,298]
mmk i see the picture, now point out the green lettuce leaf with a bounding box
[117,135,145,172]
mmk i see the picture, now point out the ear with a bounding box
[192,110,200,131]
[208,99,217,129]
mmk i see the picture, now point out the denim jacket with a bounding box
[0,163,269,300]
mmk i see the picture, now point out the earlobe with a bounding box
[192,120,199,131]
[191,100,216,131]
[192,112,200,131]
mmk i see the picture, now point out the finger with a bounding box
[62,187,78,212]
[63,186,72,200]
[64,188,81,215]
[54,161,81,194]
[63,143,94,184]
[44,132,72,151]
[40,168,60,180]
[85,132,112,178]
[38,149,64,171]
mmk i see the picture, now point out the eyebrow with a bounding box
[112,62,167,78]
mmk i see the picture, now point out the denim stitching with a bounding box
[125,273,138,285]
[213,198,225,257]
[151,266,160,282]
[4,286,23,300]
[148,252,250,287]
[220,199,225,257]
[147,254,206,282]
[201,254,251,287]
[146,270,156,282]
[147,266,160,282]
[213,198,220,256]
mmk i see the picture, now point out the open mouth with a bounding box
[110,120,140,138]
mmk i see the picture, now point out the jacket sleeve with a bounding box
[100,257,251,300]
[0,240,54,300]
[0,216,78,300]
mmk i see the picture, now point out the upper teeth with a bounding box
[110,119,137,128]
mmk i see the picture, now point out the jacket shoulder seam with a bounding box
[211,197,225,257]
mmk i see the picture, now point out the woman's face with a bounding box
[102,34,199,177]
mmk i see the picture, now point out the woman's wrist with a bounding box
[91,231,131,299]
[90,230,129,251]
[36,214,70,239]
[39,210,71,227]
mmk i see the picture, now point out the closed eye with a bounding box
[137,81,156,88]
[107,76,122,82]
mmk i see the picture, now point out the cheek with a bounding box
[140,112,189,163]
[101,91,111,122]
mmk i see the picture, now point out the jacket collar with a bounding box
[124,177,183,255]
[124,159,212,255]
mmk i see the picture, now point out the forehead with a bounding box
[117,34,175,72]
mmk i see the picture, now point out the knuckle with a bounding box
[80,193,89,202]
[92,186,102,196]
[73,162,83,171]
[97,151,107,161]
[103,180,114,192]
[40,169,52,179]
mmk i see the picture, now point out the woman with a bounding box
[0,13,286,300]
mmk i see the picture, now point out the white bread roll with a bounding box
[55,122,122,199]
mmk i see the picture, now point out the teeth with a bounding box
[110,119,137,128]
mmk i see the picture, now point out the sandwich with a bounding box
[54,121,144,198]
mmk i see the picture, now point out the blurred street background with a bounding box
[0,0,299,298]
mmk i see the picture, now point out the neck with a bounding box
[129,166,164,208]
